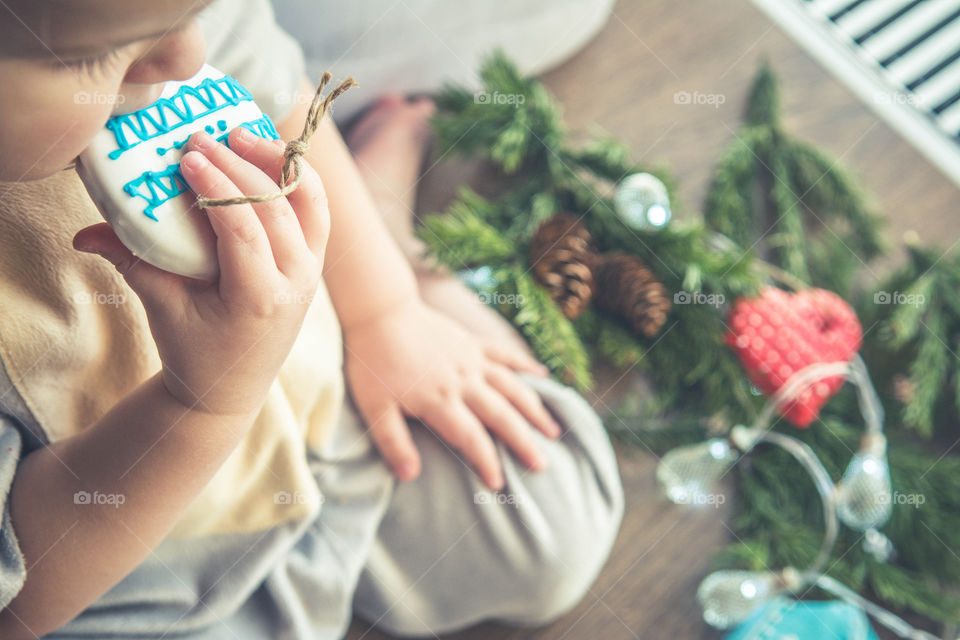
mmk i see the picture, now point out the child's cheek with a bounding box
[0,69,118,180]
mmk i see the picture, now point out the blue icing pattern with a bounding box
[157,120,228,156]
[123,164,187,222]
[123,114,281,221]
[104,75,254,160]
[238,115,280,140]
[155,138,189,157]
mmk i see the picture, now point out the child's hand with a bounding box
[74,129,329,417]
[343,298,562,490]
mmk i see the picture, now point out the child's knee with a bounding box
[525,377,626,539]
[501,426,625,624]
[357,379,625,634]
[506,511,621,626]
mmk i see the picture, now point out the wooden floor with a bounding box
[349,0,960,638]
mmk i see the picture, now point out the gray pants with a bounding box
[302,374,624,638]
[112,375,624,640]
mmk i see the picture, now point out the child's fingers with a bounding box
[73,223,185,311]
[484,365,562,439]
[179,151,276,297]
[423,401,504,490]
[360,401,422,482]
[227,129,329,259]
[483,343,549,377]
[464,384,546,472]
[187,131,312,276]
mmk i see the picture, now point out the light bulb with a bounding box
[613,172,672,231]
[456,266,498,293]
[862,527,895,562]
[697,570,785,629]
[835,434,892,531]
[657,438,737,506]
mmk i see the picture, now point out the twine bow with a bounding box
[196,72,357,208]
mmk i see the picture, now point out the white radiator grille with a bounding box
[750,0,960,186]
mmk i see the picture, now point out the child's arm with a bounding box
[0,129,328,639]
[275,82,562,490]
[0,375,261,638]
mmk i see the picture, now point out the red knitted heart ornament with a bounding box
[726,287,863,427]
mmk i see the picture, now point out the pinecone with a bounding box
[529,213,595,319]
[593,252,671,337]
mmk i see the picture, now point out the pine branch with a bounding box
[745,60,780,128]
[770,146,812,282]
[782,139,885,259]
[705,68,884,298]
[498,266,592,390]
[877,244,960,436]
[704,126,771,249]
[558,134,642,183]
[418,189,519,268]
[433,49,565,173]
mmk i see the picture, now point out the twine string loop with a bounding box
[196,71,357,208]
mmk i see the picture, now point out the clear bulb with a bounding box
[835,435,892,531]
[456,266,498,293]
[657,438,737,506]
[862,527,895,562]
[613,172,672,230]
[697,570,783,629]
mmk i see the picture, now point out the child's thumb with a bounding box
[73,223,182,308]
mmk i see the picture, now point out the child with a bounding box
[0,1,623,638]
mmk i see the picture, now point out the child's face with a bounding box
[0,0,211,181]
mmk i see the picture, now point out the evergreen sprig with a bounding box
[423,51,763,415]
[418,188,519,268]
[433,50,564,174]
[499,265,592,389]
[417,50,960,627]
[870,243,960,437]
[704,61,885,296]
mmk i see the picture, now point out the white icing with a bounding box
[77,64,280,280]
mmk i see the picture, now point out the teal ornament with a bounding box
[724,596,879,640]
[613,172,672,230]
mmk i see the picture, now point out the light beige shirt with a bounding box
[0,0,344,540]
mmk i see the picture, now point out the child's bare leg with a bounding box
[346,96,532,355]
